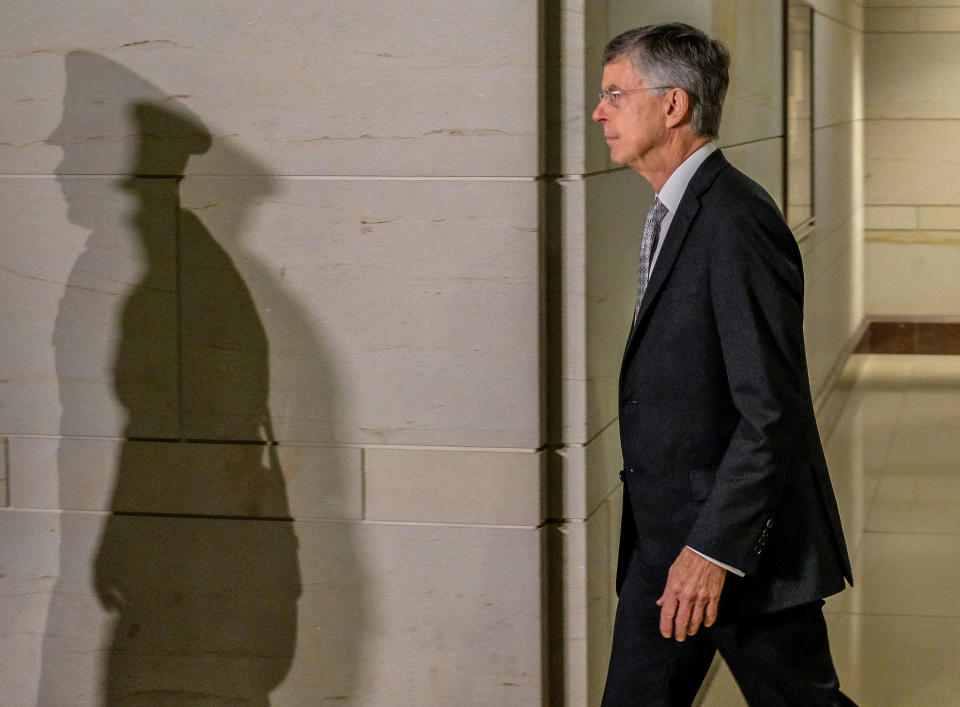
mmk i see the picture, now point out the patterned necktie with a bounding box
[634,198,668,324]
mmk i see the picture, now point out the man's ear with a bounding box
[664,88,692,129]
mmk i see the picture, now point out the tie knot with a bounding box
[648,198,668,225]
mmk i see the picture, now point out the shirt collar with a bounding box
[656,142,717,214]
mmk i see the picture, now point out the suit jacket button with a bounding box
[619,469,626,482]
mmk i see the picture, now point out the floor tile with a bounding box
[827,613,960,707]
[699,353,960,704]
[827,532,960,618]
[886,425,960,472]
[868,472,960,534]
[898,390,960,426]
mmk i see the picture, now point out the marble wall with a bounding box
[1,2,546,705]
[864,0,960,316]
[555,1,865,704]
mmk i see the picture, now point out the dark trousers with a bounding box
[601,551,855,706]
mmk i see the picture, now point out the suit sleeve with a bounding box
[684,191,810,576]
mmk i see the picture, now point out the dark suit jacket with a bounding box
[616,149,853,616]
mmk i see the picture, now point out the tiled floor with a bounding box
[696,354,960,706]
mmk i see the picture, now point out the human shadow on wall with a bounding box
[41,51,360,704]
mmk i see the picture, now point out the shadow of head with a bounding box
[126,101,212,177]
[48,51,209,176]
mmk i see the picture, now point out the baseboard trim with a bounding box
[855,318,960,355]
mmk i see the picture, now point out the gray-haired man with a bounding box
[593,23,855,705]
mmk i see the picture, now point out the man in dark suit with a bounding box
[592,23,855,706]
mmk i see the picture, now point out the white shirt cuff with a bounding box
[686,546,745,577]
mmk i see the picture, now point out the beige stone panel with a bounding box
[7,510,509,705]
[814,14,864,128]
[7,436,106,510]
[550,519,588,707]
[866,35,960,119]
[547,505,617,706]
[0,1,540,178]
[0,509,107,707]
[364,448,544,526]
[868,0,960,6]
[816,122,860,237]
[917,206,960,231]
[865,235,960,316]
[0,438,7,507]
[558,0,612,176]
[0,51,66,175]
[802,213,856,284]
[607,1,712,47]
[805,241,858,398]
[560,177,590,446]
[723,138,785,212]
[865,205,917,230]
[178,176,541,448]
[866,7,919,32]
[561,171,645,445]
[557,418,622,522]
[5,510,543,705]
[607,486,624,629]
[584,170,647,439]
[7,436,362,520]
[585,420,624,520]
[869,7,960,31]
[713,0,785,147]
[26,509,307,705]
[0,176,179,438]
[809,0,865,30]
[283,521,544,705]
[585,502,614,707]
[916,7,960,31]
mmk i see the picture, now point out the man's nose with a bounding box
[592,100,607,123]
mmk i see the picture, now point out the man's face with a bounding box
[592,56,668,172]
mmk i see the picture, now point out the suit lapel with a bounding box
[621,150,729,373]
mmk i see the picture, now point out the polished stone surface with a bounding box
[0,509,544,705]
[180,176,542,448]
[1,2,541,178]
[865,230,960,316]
[697,354,960,705]
[364,447,544,526]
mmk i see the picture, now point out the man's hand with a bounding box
[656,547,726,642]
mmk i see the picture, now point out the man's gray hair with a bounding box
[603,23,730,139]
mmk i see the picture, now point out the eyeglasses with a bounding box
[597,86,671,107]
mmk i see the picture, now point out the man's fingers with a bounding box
[703,595,720,628]
[659,549,728,641]
[673,598,692,642]
[659,595,677,638]
[687,598,706,636]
